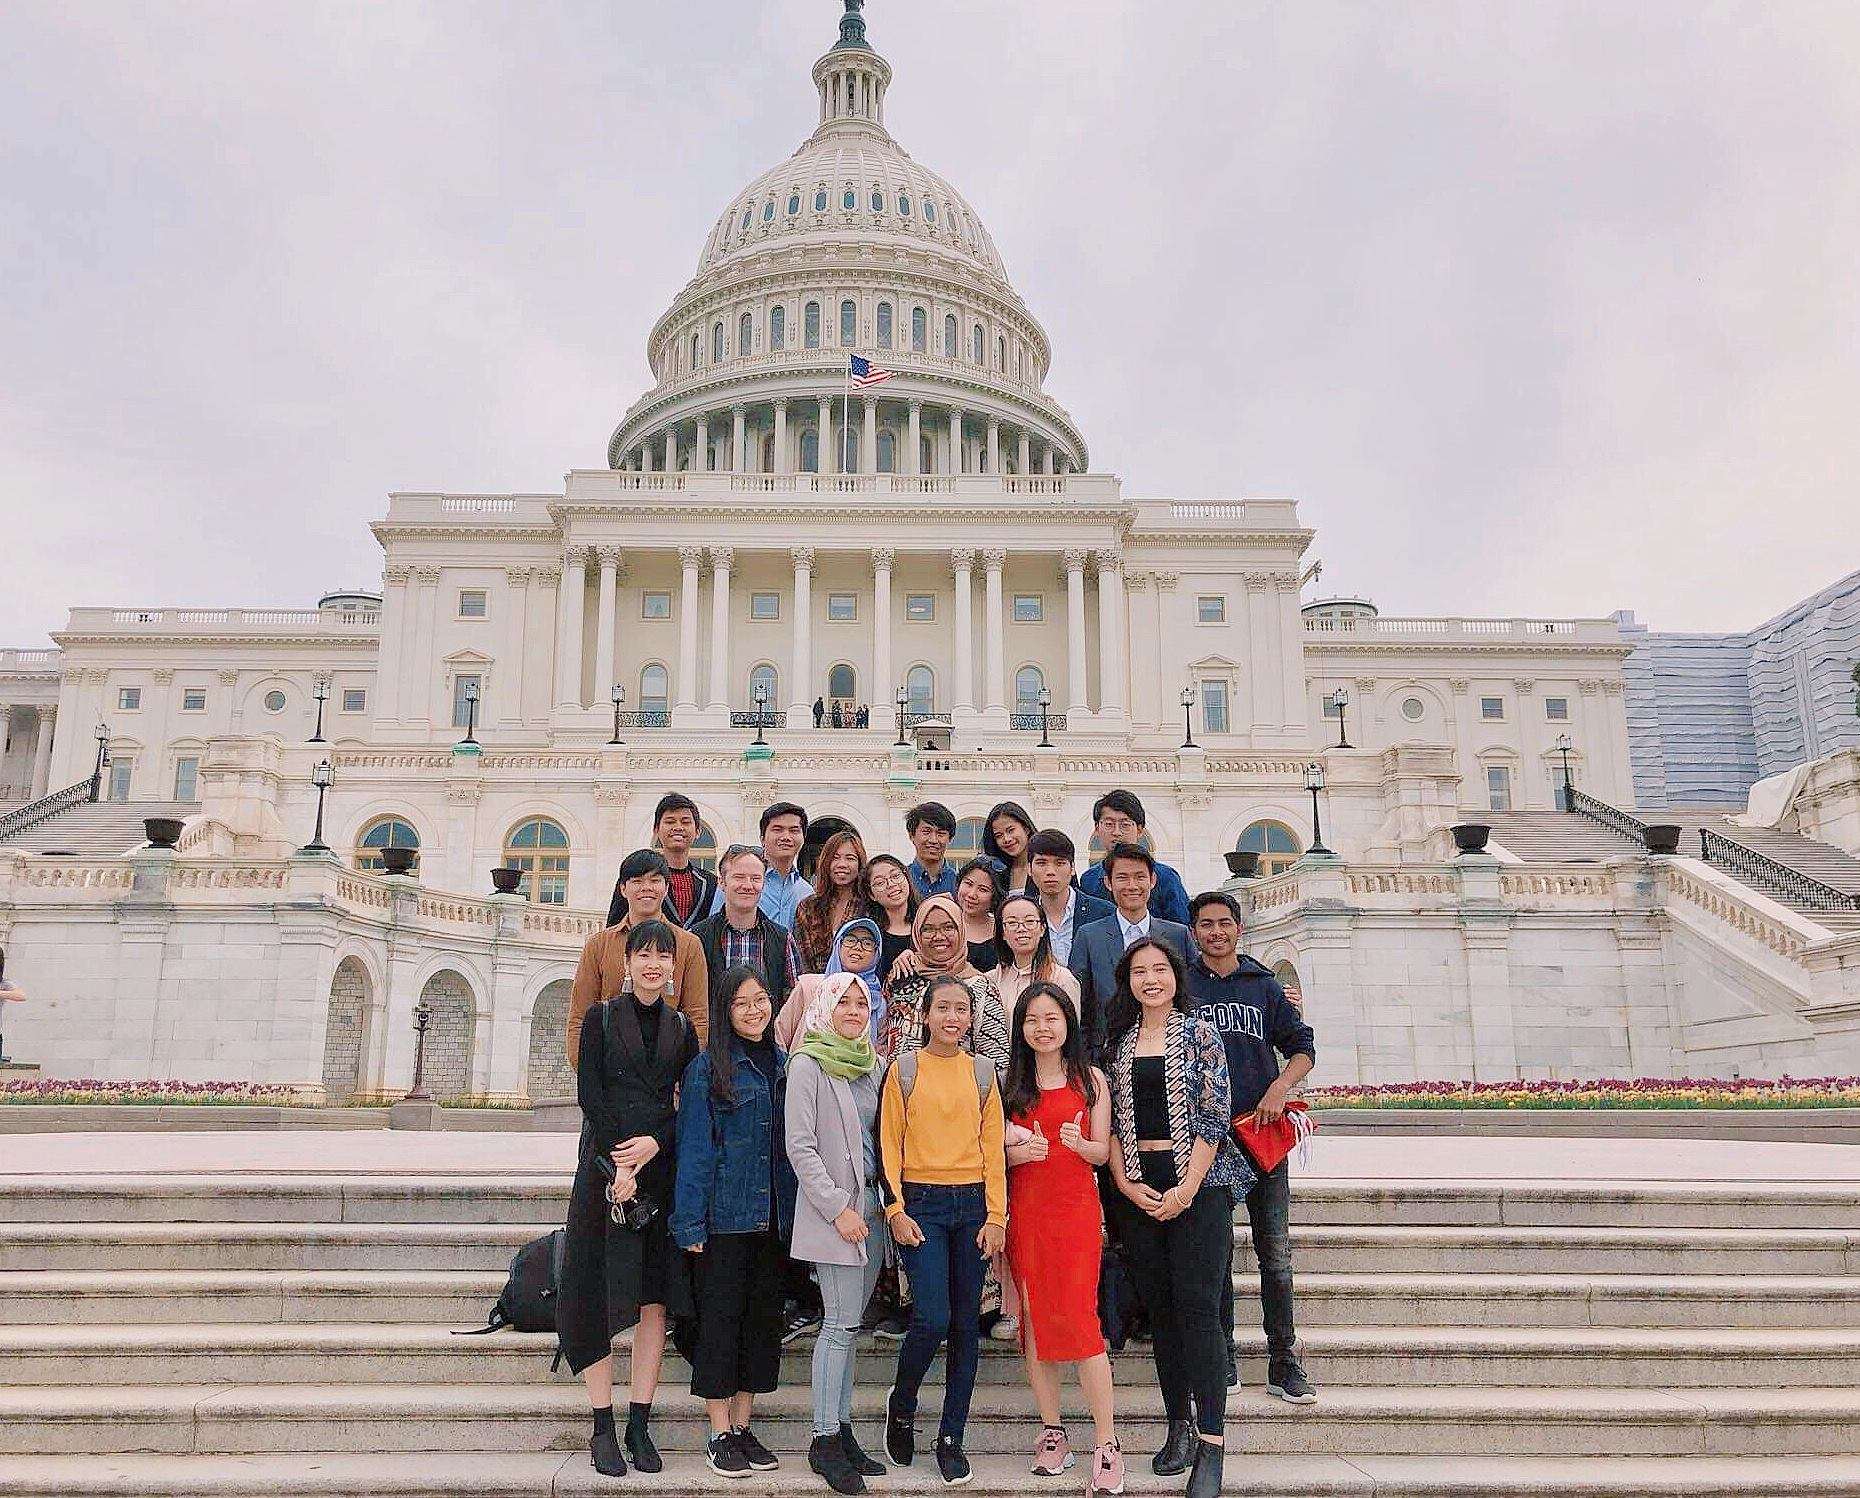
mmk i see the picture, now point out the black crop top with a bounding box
[1133,1055,1170,1140]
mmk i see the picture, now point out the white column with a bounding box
[555,549,588,710]
[1063,548,1089,716]
[952,548,975,711]
[773,401,790,475]
[592,546,620,706]
[1042,445,1056,476]
[818,396,834,476]
[408,566,440,725]
[707,547,734,710]
[373,565,409,723]
[872,547,894,714]
[641,441,654,474]
[906,401,922,476]
[788,547,815,719]
[501,567,532,726]
[1017,428,1031,475]
[986,418,1001,475]
[732,406,747,473]
[1095,550,1126,718]
[677,546,702,710]
[862,396,877,473]
[31,706,55,798]
[1278,576,1308,733]
[982,548,1006,712]
[948,408,963,475]
[663,427,677,472]
[696,413,711,473]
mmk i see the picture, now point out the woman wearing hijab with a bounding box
[878,893,1009,1076]
[774,916,885,1050]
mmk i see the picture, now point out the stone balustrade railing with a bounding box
[1303,614,1620,643]
[65,608,379,634]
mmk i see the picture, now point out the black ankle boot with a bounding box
[840,1423,886,1477]
[590,1410,627,1478]
[1151,1419,1196,1477]
[1185,1440,1223,1498]
[624,1408,662,1474]
[809,1432,867,1495]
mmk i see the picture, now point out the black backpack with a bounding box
[456,1228,566,1347]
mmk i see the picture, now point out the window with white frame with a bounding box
[639,664,670,714]
[341,688,367,713]
[1401,695,1426,722]
[1201,679,1230,734]
[173,756,200,802]
[1545,696,1570,721]
[1321,695,1344,719]
[905,664,935,714]
[1196,596,1226,624]
[117,687,141,711]
[1014,664,1045,712]
[641,591,672,620]
[181,688,207,712]
[1480,696,1506,721]
[263,690,287,713]
[750,592,780,621]
[458,589,488,619]
[827,593,857,622]
[748,663,779,706]
[1487,764,1513,811]
[904,593,935,622]
[1012,594,1043,623]
[109,757,134,801]
[451,674,481,729]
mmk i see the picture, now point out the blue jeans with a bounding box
[811,1191,885,1437]
[893,1182,988,1441]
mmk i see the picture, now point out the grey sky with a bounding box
[3,0,1857,647]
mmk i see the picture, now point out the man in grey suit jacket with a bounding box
[1068,840,1198,1054]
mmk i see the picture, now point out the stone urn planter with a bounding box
[1451,823,1492,855]
[490,866,523,895]
[380,846,417,877]
[1643,824,1683,855]
[142,817,185,849]
[1224,849,1261,880]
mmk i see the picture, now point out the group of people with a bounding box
[559,791,1316,1497]
[811,697,872,729]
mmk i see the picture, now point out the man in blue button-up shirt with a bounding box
[905,800,958,898]
[708,801,813,928]
[1077,789,1191,925]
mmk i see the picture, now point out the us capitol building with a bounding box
[5,3,1858,1101]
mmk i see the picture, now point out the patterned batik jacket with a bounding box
[1109,1008,1255,1194]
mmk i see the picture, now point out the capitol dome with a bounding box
[607,0,1086,478]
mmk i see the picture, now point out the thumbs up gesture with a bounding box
[1024,1120,1050,1161]
[1059,1110,1087,1154]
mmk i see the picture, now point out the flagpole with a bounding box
[841,354,852,475]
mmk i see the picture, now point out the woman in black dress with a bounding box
[558,919,700,1479]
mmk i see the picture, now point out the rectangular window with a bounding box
[750,592,780,621]
[1196,596,1226,624]
[1545,696,1570,721]
[1480,696,1506,721]
[451,674,481,729]
[457,589,488,619]
[1548,762,1578,808]
[173,756,200,802]
[109,758,134,802]
[1012,594,1044,623]
[827,592,857,622]
[181,688,207,712]
[1322,696,1343,719]
[341,688,367,713]
[1487,765,1513,811]
[641,591,672,620]
[117,687,142,711]
[1201,680,1230,734]
[905,593,935,622]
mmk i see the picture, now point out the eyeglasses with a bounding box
[1001,917,1043,932]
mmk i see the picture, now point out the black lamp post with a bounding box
[459,680,480,746]
[404,998,435,1102]
[303,758,335,853]
[752,682,770,746]
[894,684,909,746]
[608,683,627,745]
[1180,685,1197,749]
[1328,687,1351,748]
[90,721,111,803]
[309,678,330,743]
[1304,760,1333,857]
[1555,732,1575,811]
[1037,685,1053,748]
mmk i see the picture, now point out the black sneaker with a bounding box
[734,1425,779,1471]
[707,1431,751,1478]
[872,1310,910,1341]
[884,1385,914,1467]
[1268,1360,1318,1404]
[935,1435,972,1488]
[783,1304,824,1345]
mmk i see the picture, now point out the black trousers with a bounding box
[689,1229,784,1400]
[1109,1152,1230,1438]
[1219,1160,1297,1361]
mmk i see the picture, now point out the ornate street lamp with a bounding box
[752,682,770,746]
[1037,685,1054,748]
[894,684,909,746]
[1304,760,1333,858]
[404,997,435,1102]
[459,680,480,746]
[1555,732,1575,811]
[1180,685,1197,749]
[303,758,335,853]
[608,683,627,745]
[90,721,111,803]
[1329,687,1351,748]
[309,678,330,743]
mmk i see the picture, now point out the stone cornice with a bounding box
[53,632,381,651]
[1303,639,1634,660]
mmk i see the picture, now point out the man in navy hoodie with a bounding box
[1187,890,1317,1405]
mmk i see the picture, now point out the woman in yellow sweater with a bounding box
[878,974,1006,1488]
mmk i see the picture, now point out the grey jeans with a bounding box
[810,1193,886,1437]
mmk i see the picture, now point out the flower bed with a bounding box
[1309,1077,1860,1110]
[0,1079,314,1107]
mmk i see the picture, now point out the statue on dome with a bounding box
[835,0,869,51]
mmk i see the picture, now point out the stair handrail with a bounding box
[1697,827,1860,914]
[0,777,98,843]
[1565,787,1651,844]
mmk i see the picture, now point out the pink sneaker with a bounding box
[1031,1426,1074,1475]
[1087,1439,1125,1496]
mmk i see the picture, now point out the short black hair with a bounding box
[624,918,679,957]
[1189,890,1244,926]
[616,847,671,884]
[1101,840,1155,877]
[906,801,956,836]
[760,801,809,836]
[653,792,700,826]
[1091,789,1147,828]
[1026,828,1076,864]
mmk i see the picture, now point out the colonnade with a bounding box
[0,705,57,799]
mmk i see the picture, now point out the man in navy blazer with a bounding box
[1069,840,1198,1054]
[1076,789,1192,926]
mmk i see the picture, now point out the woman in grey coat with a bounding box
[785,973,889,1495]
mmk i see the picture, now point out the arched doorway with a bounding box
[322,957,370,1103]
[526,980,574,1101]
[827,663,857,723]
[418,971,475,1103]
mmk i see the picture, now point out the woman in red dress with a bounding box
[1004,981,1124,1495]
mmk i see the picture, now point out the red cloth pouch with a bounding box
[1232,1098,1316,1173]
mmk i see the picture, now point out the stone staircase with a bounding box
[3,1174,1860,1495]
[0,800,194,856]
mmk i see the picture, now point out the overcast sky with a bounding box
[4,0,1857,647]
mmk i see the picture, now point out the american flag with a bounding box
[849,354,893,387]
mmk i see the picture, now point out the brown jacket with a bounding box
[565,918,710,1068]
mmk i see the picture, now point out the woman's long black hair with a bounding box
[861,852,920,924]
[704,964,771,1105]
[1102,936,1191,1047]
[1003,980,1096,1122]
[981,800,1036,869]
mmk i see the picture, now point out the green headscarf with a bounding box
[797,972,878,1080]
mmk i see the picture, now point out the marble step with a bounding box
[8,1382,1858,1459]
[5,1322,1860,1389]
[9,1268,1856,1330]
[7,1451,1860,1498]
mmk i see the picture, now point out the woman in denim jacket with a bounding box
[674,966,798,1477]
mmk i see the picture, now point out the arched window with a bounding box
[972,324,985,363]
[814,187,828,212]
[639,664,670,715]
[762,198,775,222]
[1237,820,1302,877]
[998,334,1007,371]
[712,322,724,363]
[840,299,857,347]
[740,205,752,231]
[787,192,800,216]
[1014,665,1045,713]
[827,663,856,711]
[870,187,884,212]
[842,186,857,211]
[877,430,896,473]
[801,427,820,472]
[944,314,958,358]
[911,306,927,352]
[748,663,779,708]
[804,300,821,349]
[738,311,753,356]
[950,816,987,862]
[876,301,893,348]
[504,816,570,905]
[925,200,937,223]
[769,305,785,352]
[905,665,935,715]
[356,816,419,874]
[690,331,700,369]
[899,193,911,216]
